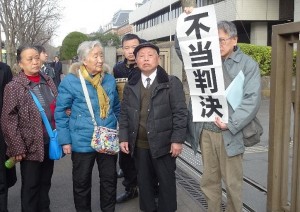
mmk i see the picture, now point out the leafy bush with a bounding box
[60,32,89,60]
[238,43,272,76]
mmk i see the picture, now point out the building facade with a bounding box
[103,10,133,36]
[129,0,296,46]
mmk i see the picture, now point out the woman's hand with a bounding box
[63,144,72,154]
[15,154,26,162]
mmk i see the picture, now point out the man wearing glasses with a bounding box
[176,20,261,212]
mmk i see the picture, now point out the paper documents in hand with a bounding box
[225,70,244,110]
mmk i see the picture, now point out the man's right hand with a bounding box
[183,6,194,14]
[120,142,130,154]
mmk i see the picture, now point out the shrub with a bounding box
[238,43,272,76]
[60,32,89,60]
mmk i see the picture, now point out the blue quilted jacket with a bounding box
[55,63,120,152]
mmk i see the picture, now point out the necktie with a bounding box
[146,78,151,89]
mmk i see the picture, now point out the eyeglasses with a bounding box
[219,37,232,45]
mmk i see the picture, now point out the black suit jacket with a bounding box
[0,62,13,114]
[53,61,62,87]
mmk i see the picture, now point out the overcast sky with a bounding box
[51,0,139,47]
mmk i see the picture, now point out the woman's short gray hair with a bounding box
[217,21,237,38]
[77,40,103,63]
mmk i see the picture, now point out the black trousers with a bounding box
[20,144,54,212]
[0,133,17,212]
[135,148,177,212]
[0,165,8,212]
[0,135,8,212]
[118,151,137,191]
[72,152,117,212]
[0,156,16,212]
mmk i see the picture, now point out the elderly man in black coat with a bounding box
[119,43,188,212]
[0,62,16,212]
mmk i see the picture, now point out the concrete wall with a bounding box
[216,0,279,20]
[235,0,279,20]
[250,22,268,46]
[104,47,117,74]
[295,0,300,21]
[170,45,183,81]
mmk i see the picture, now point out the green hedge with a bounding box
[238,43,272,76]
[239,43,297,76]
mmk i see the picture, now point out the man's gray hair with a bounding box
[217,21,237,38]
[77,40,103,63]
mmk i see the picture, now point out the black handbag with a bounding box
[242,117,263,147]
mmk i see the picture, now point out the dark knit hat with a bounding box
[133,42,160,57]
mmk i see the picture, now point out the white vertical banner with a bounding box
[176,5,228,122]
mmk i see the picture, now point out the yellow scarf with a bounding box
[80,65,110,119]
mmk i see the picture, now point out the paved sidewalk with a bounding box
[7,99,271,212]
[7,155,203,212]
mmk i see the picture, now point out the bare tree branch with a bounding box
[0,0,62,66]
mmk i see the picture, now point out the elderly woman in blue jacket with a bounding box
[55,40,120,212]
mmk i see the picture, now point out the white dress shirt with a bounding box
[141,69,157,88]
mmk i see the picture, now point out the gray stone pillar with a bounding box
[104,46,117,74]
[295,0,300,21]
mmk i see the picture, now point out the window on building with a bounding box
[201,0,224,5]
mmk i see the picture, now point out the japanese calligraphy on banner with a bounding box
[176,5,228,122]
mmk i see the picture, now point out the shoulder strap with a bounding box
[79,70,118,128]
[78,70,97,126]
[29,91,54,138]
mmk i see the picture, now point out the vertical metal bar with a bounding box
[267,26,287,212]
[290,41,300,212]
[279,41,294,210]
[267,22,300,212]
